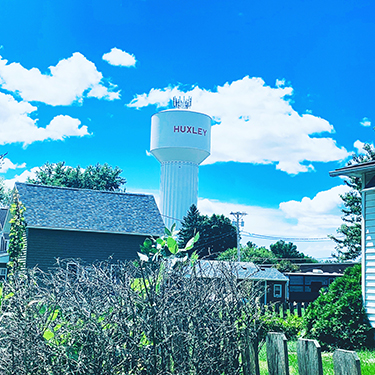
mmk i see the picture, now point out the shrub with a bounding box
[303,264,374,350]
[259,309,303,341]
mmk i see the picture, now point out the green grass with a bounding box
[258,341,375,375]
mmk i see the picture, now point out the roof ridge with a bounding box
[15,182,151,197]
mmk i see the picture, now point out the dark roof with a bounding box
[330,160,375,178]
[0,208,8,230]
[15,183,164,236]
[192,260,288,281]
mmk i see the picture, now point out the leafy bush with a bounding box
[303,264,374,350]
[259,309,303,341]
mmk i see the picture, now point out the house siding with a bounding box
[26,228,148,271]
[364,188,375,327]
[266,280,287,303]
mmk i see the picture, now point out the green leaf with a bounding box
[49,309,59,322]
[167,237,178,254]
[156,238,165,247]
[43,329,54,341]
[4,292,14,300]
[165,227,172,236]
[184,237,195,251]
[194,232,200,242]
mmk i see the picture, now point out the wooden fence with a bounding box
[243,332,361,375]
[265,302,310,318]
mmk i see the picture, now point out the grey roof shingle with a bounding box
[0,208,8,229]
[192,260,288,281]
[15,183,164,236]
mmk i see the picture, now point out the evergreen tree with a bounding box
[178,204,204,247]
[179,205,237,258]
[330,143,375,260]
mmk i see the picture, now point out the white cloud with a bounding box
[279,185,351,232]
[0,91,89,146]
[1,158,26,173]
[128,77,349,174]
[3,167,39,189]
[354,140,367,154]
[102,48,137,67]
[0,52,120,105]
[197,185,349,259]
[360,117,371,127]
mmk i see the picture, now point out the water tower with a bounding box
[150,97,211,229]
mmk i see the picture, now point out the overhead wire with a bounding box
[160,214,343,244]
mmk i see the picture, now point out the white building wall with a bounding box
[363,188,375,327]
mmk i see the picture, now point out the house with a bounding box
[286,269,342,302]
[330,160,375,328]
[190,260,289,303]
[260,262,358,303]
[3,183,165,271]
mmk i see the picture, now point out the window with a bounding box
[0,268,7,276]
[274,284,282,298]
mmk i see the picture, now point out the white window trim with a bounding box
[273,284,282,298]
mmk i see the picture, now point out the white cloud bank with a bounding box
[102,48,137,67]
[1,158,26,173]
[128,77,349,174]
[197,185,350,259]
[2,167,39,189]
[0,52,120,106]
[0,91,89,146]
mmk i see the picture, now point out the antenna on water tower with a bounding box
[172,96,192,109]
[150,98,211,230]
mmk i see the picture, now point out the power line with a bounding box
[241,231,341,242]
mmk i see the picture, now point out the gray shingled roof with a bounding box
[191,260,288,281]
[15,183,164,236]
[0,208,8,230]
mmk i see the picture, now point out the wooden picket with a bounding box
[262,333,363,375]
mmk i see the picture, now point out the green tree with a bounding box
[218,241,277,264]
[27,161,126,191]
[330,143,375,260]
[304,264,374,350]
[270,240,317,264]
[179,205,237,259]
[8,191,26,270]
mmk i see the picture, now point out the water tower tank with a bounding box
[150,109,211,229]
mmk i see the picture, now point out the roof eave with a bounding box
[329,162,375,178]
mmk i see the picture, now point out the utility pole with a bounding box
[230,211,247,262]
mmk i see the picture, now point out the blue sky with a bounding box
[0,0,374,259]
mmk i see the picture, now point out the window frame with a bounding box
[273,283,282,298]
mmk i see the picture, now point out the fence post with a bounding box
[289,302,294,315]
[297,302,302,317]
[266,332,289,375]
[282,302,287,318]
[275,302,280,316]
[242,330,260,375]
[333,349,361,375]
[297,338,323,375]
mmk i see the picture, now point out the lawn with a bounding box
[258,341,375,374]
